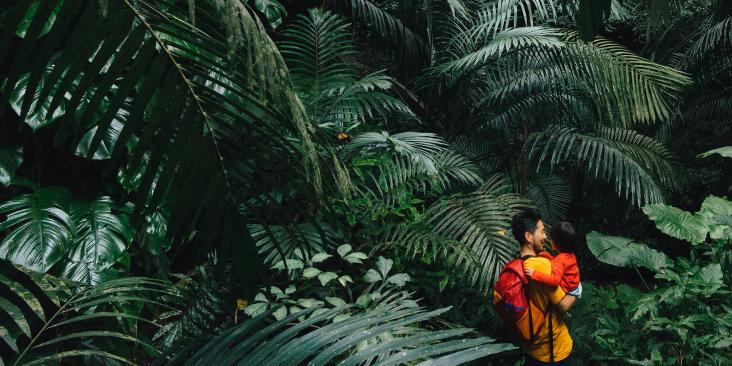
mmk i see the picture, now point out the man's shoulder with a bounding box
[524,256,551,266]
[524,256,551,275]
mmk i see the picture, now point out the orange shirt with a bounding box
[531,251,580,293]
[522,256,573,362]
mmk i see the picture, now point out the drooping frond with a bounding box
[351,150,483,216]
[0,261,181,365]
[169,304,515,365]
[526,174,572,223]
[385,175,529,290]
[465,0,560,41]
[680,16,732,66]
[325,0,428,65]
[436,27,564,77]
[279,9,414,129]
[528,126,680,206]
[344,131,449,174]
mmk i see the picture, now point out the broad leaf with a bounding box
[0,187,74,272]
[587,231,671,272]
[62,197,133,284]
[642,204,708,244]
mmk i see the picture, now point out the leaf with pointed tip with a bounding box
[8,67,68,130]
[587,231,671,272]
[698,146,732,159]
[642,204,708,244]
[62,197,133,284]
[337,244,352,257]
[0,187,74,273]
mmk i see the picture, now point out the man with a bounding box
[511,208,576,365]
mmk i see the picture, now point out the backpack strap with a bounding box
[548,301,554,364]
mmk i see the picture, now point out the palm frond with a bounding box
[279,8,357,116]
[528,126,679,206]
[248,222,339,266]
[0,261,181,365]
[154,264,230,361]
[326,0,428,65]
[351,150,483,216]
[465,0,560,41]
[280,9,414,128]
[168,304,515,365]
[680,16,732,66]
[344,131,449,174]
[526,174,572,223]
[386,175,529,290]
[436,27,564,77]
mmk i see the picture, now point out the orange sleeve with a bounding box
[530,256,565,287]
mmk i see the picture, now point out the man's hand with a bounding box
[524,267,534,277]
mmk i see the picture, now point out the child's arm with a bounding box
[527,256,566,287]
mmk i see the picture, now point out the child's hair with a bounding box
[551,221,577,253]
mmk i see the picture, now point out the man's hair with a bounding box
[511,208,542,244]
[551,221,577,253]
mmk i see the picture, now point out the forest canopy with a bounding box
[0,0,730,365]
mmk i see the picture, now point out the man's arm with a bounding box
[554,294,576,314]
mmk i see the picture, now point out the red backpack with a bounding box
[492,257,549,346]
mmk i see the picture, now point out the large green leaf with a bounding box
[587,231,671,272]
[62,197,133,284]
[0,187,75,273]
[642,204,708,244]
[0,143,23,186]
[699,196,732,241]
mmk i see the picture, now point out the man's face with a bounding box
[526,220,547,252]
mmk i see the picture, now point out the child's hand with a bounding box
[524,268,534,277]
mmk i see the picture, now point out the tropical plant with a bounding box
[170,303,516,366]
[0,185,133,284]
[0,0,330,296]
[0,260,180,365]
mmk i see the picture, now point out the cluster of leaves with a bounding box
[574,193,732,365]
[0,184,132,285]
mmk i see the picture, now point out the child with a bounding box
[524,221,582,298]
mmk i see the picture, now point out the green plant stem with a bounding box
[632,264,652,291]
